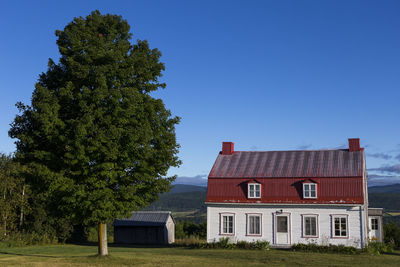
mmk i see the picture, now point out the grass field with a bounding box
[387,212,400,216]
[0,244,399,266]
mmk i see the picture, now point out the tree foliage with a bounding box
[0,154,27,236]
[9,10,180,240]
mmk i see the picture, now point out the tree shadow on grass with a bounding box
[75,241,174,249]
[0,251,84,258]
[382,251,400,256]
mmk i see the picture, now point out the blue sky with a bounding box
[1,1,399,186]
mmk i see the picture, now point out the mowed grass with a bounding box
[0,244,399,266]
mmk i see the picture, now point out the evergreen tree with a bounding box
[9,10,180,255]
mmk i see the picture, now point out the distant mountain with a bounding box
[369,193,400,211]
[170,184,207,194]
[172,175,208,187]
[368,184,400,193]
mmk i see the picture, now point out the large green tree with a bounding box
[9,11,180,255]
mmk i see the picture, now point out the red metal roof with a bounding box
[206,177,364,204]
[206,147,365,204]
[209,150,364,179]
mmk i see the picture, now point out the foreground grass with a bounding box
[0,244,399,266]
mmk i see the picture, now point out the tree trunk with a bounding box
[3,216,6,236]
[3,190,6,236]
[19,184,25,230]
[98,222,108,256]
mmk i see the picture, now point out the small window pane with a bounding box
[255,216,260,234]
[310,217,316,236]
[228,217,233,233]
[310,190,316,198]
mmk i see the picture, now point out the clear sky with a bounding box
[1,0,399,186]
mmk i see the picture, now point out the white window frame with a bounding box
[331,215,349,238]
[246,213,262,236]
[303,183,317,199]
[248,183,261,198]
[220,213,235,235]
[302,214,319,238]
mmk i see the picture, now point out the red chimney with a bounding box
[222,142,234,155]
[348,138,361,151]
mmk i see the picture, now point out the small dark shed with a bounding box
[113,211,175,244]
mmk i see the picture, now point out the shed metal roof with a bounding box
[113,211,172,227]
[208,150,364,179]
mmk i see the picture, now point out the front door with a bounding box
[369,217,380,241]
[276,214,290,244]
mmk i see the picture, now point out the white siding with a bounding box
[207,204,366,248]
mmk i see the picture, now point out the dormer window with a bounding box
[248,183,261,198]
[303,183,317,198]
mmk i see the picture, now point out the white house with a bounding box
[206,139,382,248]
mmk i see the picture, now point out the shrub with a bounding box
[186,238,270,250]
[363,240,394,255]
[291,243,357,254]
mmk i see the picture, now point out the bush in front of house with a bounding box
[362,240,394,255]
[188,237,270,250]
[236,240,270,250]
[291,243,358,254]
[292,241,395,255]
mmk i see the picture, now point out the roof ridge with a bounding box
[232,149,350,153]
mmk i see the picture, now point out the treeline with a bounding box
[145,190,207,213]
[175,221,206,239]
[0,153,116,245]
[0,154,28,236]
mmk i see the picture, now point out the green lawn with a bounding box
[0,244,399,266]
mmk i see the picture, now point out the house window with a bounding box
[371,218,378,230]
[303,183,317,198]
[302,215,318,237]
[220,214,234,235]
[248,183,261,198]
[332,215,348,237]
[247,214,261,235]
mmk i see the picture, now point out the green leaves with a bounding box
[9,10,180,235]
